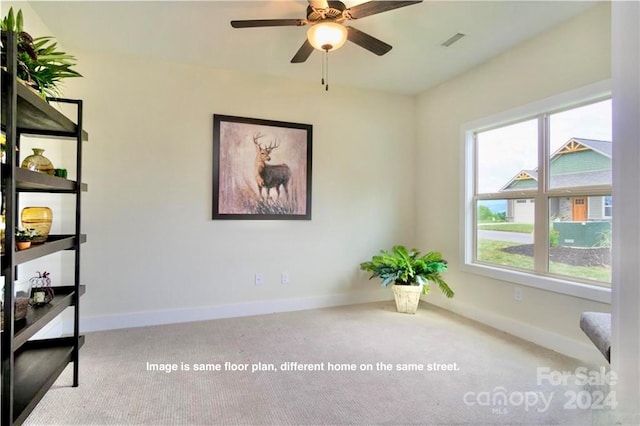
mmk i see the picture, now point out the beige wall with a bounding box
[415,3,611,361]
[60,50,415,326]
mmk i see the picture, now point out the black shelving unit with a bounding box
[1,32,88,425]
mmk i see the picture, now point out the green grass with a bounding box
[477,239,611,284]
[477,239,534,270]
[548,262,611,283]
[477,223,534,233]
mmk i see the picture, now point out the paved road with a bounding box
[477,230,533,244]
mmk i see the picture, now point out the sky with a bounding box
[476,99,612,194]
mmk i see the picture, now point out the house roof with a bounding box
[550,138,612,158]
[499,170,537,192]
[550,169,611,188]
[574,138,612,157]
[500,138,611,192]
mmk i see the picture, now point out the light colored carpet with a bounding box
[24,301,610,425]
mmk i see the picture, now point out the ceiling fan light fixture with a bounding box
[307,22,348,52]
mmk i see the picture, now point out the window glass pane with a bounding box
[549,196,611,284]
[476,120,538,194]
[470,96,613,291]
[476,199,534,271]
[604,195,612,218]
[549,100,612,189]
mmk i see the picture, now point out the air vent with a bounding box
[441,32,465,47]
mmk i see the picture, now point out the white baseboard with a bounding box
[79,291,391,333]
[70,292,601,365]
[431,300,606,365]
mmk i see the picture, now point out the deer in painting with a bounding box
[253,133,291,201]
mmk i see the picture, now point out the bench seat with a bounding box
[580,312,611,362]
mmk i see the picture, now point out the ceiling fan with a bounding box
[230,0,423,63]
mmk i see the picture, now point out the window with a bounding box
[603,195,613,218]
[463,82,612,302]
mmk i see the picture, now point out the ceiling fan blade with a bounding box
[346,1,422,20]
[346,26,392,56]
[291,39,315,63]
[231,19,305,28]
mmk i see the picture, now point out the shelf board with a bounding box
[13,335,85,425]
[1,70,88,141]
[1,165,87,192]
[1,234,87,267]
[4,285,86,350]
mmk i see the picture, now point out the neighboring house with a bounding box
[500,138,612,223]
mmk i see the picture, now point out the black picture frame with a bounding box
[213,114,313,220]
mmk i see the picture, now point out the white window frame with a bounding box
[461,80,612,303]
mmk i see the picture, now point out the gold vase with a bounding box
[21,207,53,244]
[21,148,55,175]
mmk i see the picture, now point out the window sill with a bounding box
[462,262,611,303]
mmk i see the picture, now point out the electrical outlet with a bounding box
[255,273,264,286]
[514,287,523,302]
[281,272,289,285]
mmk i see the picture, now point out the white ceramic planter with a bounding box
[392,284,423,314]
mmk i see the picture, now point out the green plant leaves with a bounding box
[1,7,15,31]
[16,9,23,33]
[1,8,81,99]
[360,245,454,298]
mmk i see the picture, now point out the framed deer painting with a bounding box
[212,114,313,220]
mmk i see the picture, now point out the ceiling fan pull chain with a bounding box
[321,49,325,86]
[325,49,329,91]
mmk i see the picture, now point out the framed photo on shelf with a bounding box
[212,114,313,220]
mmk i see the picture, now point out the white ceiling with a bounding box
[30,1,598,95]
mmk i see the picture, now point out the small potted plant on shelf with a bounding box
[360,245,454,314]
[1,7,82,99]
[15,227,36,250]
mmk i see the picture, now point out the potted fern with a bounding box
[360,245,454,314]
